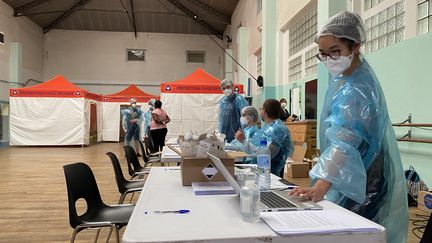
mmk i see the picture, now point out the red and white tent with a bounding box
[160,68,244,139]
[9,75,102,146]
[102,84,158,141]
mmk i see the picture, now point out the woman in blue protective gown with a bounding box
[289,11,408,243]
[219,79,249,143]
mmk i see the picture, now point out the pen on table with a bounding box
[145,209,190,214]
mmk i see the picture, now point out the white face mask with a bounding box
[281,102,287,108]
[148,105,154,110]
[240,117,248,127]
[223,88,233,96]
[325,54,353,77]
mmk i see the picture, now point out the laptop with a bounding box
[207,153,323,212]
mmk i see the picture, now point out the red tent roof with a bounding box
[9,75,101,100]
[103,84,159,102]
[160,68,244,94]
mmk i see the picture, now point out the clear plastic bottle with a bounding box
[256,140,271,190]
[240,173,260,222]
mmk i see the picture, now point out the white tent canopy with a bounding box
[101,84,158,141]
[160,69,244,139]
[9,75,102,146]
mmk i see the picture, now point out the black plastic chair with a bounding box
[124,145,150,179]
[106,152,145,204]
[421,213,432,243]
[143,137,158,154]
[138,140,161,166]
[63,162,134,243]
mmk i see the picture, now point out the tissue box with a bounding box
[418,191,432,213]
[285,162,310,178]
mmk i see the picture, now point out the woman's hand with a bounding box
[288,179,331,202]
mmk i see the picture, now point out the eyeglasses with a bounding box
[315,50,340,62]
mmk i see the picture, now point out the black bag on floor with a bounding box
[405,165,429,206]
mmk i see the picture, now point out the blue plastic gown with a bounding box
[225,125,259,164]
[143,110,152,136]
[250,119,294,176]
[311,59,408,243]
[122,107,143,147]
[219,93,248,143]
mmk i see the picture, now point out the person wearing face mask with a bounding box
[218,78,248,143]
[288,11,407,243]
[225,106,259,154]
[123,98,143,153]
[247,99,294,177]
[143,98,156,149]
[278,98,291,122]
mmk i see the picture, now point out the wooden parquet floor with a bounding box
[0,142,428,242]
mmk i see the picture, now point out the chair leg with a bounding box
[105,225,114,243]
[93,228,101,243]
[129,192,135,203]
[115,225,120,243]
[70,227,80,243]
[118,193,126,204]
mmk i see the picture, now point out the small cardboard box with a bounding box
[168,145,235,186]
[285,162,310,178]
[418,190,432,213]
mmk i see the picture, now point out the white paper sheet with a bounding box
[260,209,383,235]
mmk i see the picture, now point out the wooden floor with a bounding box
[0,142,428,242]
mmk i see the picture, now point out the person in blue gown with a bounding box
[218,79,248,143]
[289,11,408,243]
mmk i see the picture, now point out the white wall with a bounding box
[0,1,43,100]
[43,30,225,95]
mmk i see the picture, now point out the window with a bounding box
[364,0,384,11]
[288,56,302,81]
[289,7,317,56]
[0,32,4,45]
[417,0,432,35]
[305,47,318,77]
[364,1,405,53]
[126,49,145,61]
[186,51,205,63]
[256,52,262,76]
[257,0,262,15]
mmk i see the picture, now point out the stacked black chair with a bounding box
[138,140,161,167]
[63,162,134,243]
[124,145,150,179]
[106,152,145,204]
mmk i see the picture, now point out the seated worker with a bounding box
[225,106,259,162]
[240,99,294,176]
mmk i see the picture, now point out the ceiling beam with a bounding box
[130,0,137,38]
[43,0,94,34]
[14,0,51,16]
[165,0,223,39]
[186,0,230,23]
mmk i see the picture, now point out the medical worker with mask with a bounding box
[122,98,143,152]
[289,11,408,243]
[218,78,248,143]
[225,106,259,154]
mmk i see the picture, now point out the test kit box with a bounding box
[418,190,432,213]
[285,162,310,179]
[168,145,235,186]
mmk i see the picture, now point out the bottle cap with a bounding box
[260,140,267,146]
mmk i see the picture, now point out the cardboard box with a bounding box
[180,157,235,186]
[168,145,236,186]
[285,162,310,178]
[418,190,432,213]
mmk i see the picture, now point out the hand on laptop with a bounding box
[288,179,331,202]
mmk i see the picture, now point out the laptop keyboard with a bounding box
[261,191,297,208]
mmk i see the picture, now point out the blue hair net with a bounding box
[219,93,248,143]
[311,59,408,243]
[220,78,234,89]
[242,106,259,123]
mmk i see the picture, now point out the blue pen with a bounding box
[145,209,190,214]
